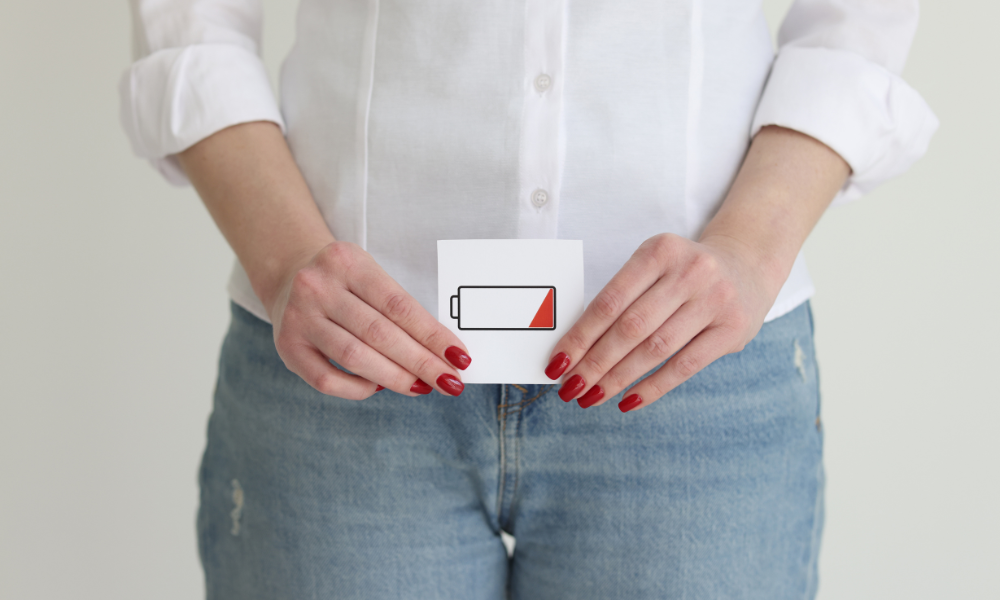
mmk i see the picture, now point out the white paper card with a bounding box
[438,239,584,383]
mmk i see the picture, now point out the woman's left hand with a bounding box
[544,232,779,412]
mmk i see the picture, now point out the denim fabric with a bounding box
[198,300,824,599]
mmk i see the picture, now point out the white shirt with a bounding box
[120,0,937,325]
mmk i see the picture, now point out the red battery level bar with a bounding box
[449,286,556,330]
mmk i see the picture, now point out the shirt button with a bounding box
[534,73,552,93]
[531,189,549,207]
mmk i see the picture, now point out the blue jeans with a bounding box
[198,300,824,599]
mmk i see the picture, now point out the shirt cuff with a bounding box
[751,47,939,206]
[119,43,285,187]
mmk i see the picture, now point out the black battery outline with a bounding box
[449,285,556,331]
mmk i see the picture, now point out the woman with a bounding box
[120,0,936,597]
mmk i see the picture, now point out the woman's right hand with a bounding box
[265,241,471,400]
[174,122,465,400]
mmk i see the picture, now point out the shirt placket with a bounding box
[516,0,567,239]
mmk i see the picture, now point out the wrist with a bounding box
[248,234,335,317]
[698,230,794,300]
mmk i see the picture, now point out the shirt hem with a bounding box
[762,284,814,323]
[226,268,273,325]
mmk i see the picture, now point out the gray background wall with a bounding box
[1,1,996,598]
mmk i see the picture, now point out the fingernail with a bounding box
[558,374,586,402]
[375,385,385,392]
[445,346,472,370]
[545,352,571,380]
[410,379,433,394]
[578,385,604,408]
[619,393,643,413]
[437,373,465,396]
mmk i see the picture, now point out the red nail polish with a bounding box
[411,379,433,394]
[578,385,604,408]
[375,385,385,392]
[619,394,643,412]
[437,373,465,396]
[558,374,586,402]
[545,352,571,380]
[444,346,472,370]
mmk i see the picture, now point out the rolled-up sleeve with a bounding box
[751,0,939,205]
[119,0,285,186]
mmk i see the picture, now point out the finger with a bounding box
[306,318,428,396]
[349,263,472,371]
[544,244,666,381]
[559,275,690,404]
[617,327,731,413]
[328,292,466,396]
[287,345,380,400]
[579,301,712,408]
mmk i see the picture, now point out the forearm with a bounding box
[547,125,851,409]
[699,125,851,297]
[175,121,335,314]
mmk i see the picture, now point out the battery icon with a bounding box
[449,286,556,330]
